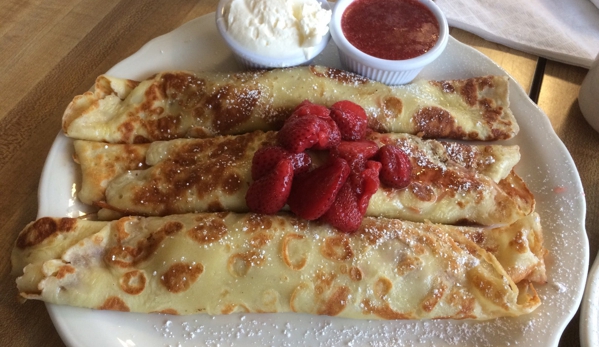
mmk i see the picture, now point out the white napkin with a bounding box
[436,0,599,68]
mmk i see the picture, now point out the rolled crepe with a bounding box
[14,213,541,319]
[11,214,547,285]
[62,66,518,143]
[74,133,521,207]
[72,131,532,225]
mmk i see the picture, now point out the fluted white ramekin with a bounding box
[215,0,331,69]
[329,0,448,85]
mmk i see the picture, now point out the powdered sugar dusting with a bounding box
[146,312,557,347]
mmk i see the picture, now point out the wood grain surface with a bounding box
[0,1,594,346]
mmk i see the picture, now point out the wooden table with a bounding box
[0,1,596,346]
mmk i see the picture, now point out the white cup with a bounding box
[579,54,599,132]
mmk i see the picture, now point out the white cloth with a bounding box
[436,0,599,68]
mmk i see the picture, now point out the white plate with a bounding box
[581,252,599,347]
[38,13,588,347]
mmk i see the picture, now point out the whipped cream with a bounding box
[223,0,331,58]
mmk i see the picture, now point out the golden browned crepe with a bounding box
[10,217,105,277]
[74,133,520,207]
[62,66,518,143]
[14,213,541,318]
[72,131,532,225]
[11,214,547,285]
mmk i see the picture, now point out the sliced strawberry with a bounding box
[312,116,341,150]
[287,157,350,220]
[330,100,368,141]
[251,146,311,180]
[285,101,341,151]
[377,144,412,189]
[330,140,379,173]
[278,115,340,153]
[357,160,382,212]
[277,115,322,153]
[245,159,294,214]
[320,182,363,233]
[292,100,331,119]
[321,160,381,233]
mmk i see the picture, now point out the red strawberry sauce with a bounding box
[341,0,439,60]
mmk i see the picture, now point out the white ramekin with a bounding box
[329,0,449,85]
[215,0,332,69]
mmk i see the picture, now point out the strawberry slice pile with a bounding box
[287,157,350,220]
[245,100,412,233]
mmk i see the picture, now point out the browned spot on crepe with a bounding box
[221,303,250,314]
[246,213,274,233]
[459,79,479,107]
[55,265,75,279]
[383,96,403,118]
[99,297,130,312]
[120,270,147,295]
[282,234,308,271]
[105,221,184,268]
[115,217,134,242]
[421,280,448,312]
[469,270,509,310]
[144,115,181,141]
[160,262,204,293]
[349,266,363,281]
[447,287,477,319]
[509,231,528,253]
[57,218,77,233]
[396,255,421,276]
[361,299,412,320]
[227,250,265,277]
[321,235,353,261]
[187,218,228,245]
[118,118,137,143]
[314,270,337,296]
[207,85,261,133]
[410,160,484,201]
[207,201,225,212]
[317,286,351,316]
[412,106,468,139]
[407,182,436,202]
[16,218,55,248]
[374,277,393,299]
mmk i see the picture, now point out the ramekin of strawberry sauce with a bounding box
[329,0,448,85]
